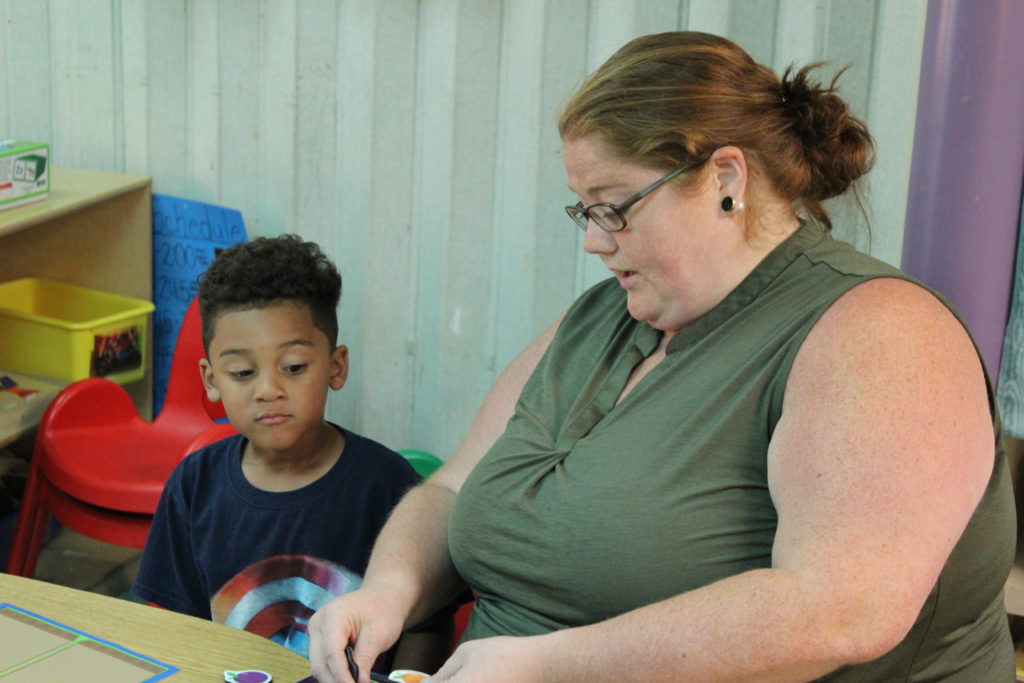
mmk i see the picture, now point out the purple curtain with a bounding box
[901,0,1024,378]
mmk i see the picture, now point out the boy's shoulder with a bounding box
[337,426,419,481]
[172,431,243,480]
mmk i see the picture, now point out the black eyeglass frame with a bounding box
[565,158,703,233]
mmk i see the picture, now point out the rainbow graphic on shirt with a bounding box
[210,555,362,658]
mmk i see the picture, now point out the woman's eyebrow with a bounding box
[567,181,629,198]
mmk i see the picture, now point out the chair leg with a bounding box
[6,461,45,576]
[19,493,50,579]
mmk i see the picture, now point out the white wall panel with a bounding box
[120,0,149,175]
[186,0,221,203]
[0,1,52,142]
[409,0,457,452]
[0,2,13,136]
[361,0,418,447]
[535,0,589,329]
[217,0,261,231]
[774,0,826,68]
[257,0,298,238]
[295,0,338,243]
[686,0,731,36]
[436,2,504,453]
[145,0,188,198]
[50,0,118,169]
[729,0,781,64]
[327,0,376,434]
[864,0,928,265]
[5,0,927,458]
[491,0,546,372]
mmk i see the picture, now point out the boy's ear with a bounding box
[329,345,349,391]
[199,359,221,403]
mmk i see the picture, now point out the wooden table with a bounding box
[0,572,311,682]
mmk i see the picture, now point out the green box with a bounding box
[0,139,49,210]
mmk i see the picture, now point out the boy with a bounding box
[134,235,451,672]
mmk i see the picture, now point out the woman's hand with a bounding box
[308,586,409,683]
[430,636,551,682]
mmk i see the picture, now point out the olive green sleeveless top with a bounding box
[448,223,1015,681]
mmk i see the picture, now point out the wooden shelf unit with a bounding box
[0,166,153,416]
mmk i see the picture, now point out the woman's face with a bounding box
[563,135,746,336]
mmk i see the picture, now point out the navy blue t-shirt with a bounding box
[134,424,421,658]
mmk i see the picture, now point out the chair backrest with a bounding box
[397,449,444,478]
[156,297,226,427]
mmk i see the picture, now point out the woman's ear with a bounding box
[710,145,748,204]
[199,359,221,403]
[329,345,349,391]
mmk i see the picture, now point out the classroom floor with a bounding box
[33,525,143,600]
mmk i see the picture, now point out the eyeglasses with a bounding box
[565,160,700,233]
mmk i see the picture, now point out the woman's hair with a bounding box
[558,31,875,230]
[197,234,342,352]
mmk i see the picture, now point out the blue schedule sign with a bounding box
[152,195,247,415]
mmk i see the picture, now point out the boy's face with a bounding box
[199,302,347,457]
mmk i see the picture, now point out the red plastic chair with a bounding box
[5,298,236,577]
[451,598,474,652]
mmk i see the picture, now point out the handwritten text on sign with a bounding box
[151,195,246,415]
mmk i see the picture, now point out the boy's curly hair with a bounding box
[197,234,342,352]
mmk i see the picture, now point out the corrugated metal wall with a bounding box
[0,0,927,457]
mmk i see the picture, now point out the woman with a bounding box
[309,32,1015,682]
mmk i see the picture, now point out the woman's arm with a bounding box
[430,278,996,682]
[392,628,455,676]
[308,311,565,683]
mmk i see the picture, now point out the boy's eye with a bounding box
[228,369,255,380]
[284,364,307,374]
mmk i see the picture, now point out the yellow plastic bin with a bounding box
[0,278,155,384]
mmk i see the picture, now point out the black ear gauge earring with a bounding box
[721,196,745,213]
